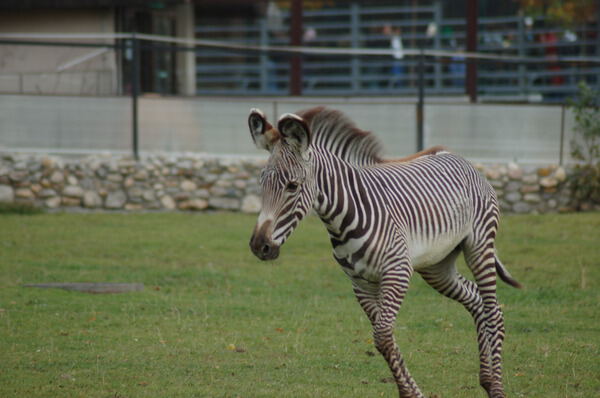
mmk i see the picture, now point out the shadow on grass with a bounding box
[0,202,44,215]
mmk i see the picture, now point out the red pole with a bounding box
[289,0,303,96]
[466,0,478,102]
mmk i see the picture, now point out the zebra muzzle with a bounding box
[249,221,280,261]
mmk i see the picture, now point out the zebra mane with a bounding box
[296,106,383,166]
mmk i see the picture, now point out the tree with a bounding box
[515,0,598,27]
[569,82,600,207]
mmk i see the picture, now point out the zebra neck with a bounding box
[313,157,369,240]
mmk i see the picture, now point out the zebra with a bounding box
[247,106,521,398]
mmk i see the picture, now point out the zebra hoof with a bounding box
[485,383,505,398]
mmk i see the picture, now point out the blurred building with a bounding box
[0,0,195,96]
[0,1,598,101]
[192,0,599,102]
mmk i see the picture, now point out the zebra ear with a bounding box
[277,113,311,156]
[248,108,279,151]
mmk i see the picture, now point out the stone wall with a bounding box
[0,153,590,214]
[0,154,264,213]
[474,162,573,213]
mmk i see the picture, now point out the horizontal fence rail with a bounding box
[0,30,594,163]
[2,30,599,100]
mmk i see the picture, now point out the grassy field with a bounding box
[0,211,599,398]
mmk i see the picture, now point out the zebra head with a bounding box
[248,109,316,261]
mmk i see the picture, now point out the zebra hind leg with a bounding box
[417,246,501,398]
[462,240,507,398]
[354,267,425,398]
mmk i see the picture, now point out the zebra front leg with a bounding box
[354,268,425,398]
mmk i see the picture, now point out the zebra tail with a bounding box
[495,255,523,289]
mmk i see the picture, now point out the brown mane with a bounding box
[295,107,447,166]
[296,106,383,166]
[382,145,449,164]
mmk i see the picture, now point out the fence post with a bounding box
[433,1,442,91]
[289,0,303,95]
[559,104,565,165]
[131,34,140,160]
[597,5,600,88]
[517,12,527,95]
[416,47,425,152]
[350,2,360,93]
[259,19,269,94]
[466,0,478,102]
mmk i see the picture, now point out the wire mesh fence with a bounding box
[0,30,596,164]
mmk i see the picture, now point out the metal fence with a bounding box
[2,8,599,102]
[0,32,591,164]
[196,3,600,101]
[0,93,577,165]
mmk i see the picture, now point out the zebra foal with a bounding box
[247,106,521,398]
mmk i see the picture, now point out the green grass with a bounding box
[0,212,599,398]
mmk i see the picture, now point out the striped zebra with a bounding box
[247,106,521,398]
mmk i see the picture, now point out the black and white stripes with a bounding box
[248,107,520,398]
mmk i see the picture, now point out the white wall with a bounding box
[0,94,576,164]
[0,95,130,152]
[425,104,573,164]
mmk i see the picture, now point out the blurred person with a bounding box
[541,31,564,86]
[449,50,465,88]
[265,0,286,93]
[383,24,404,88]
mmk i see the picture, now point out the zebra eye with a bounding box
[286,181,300,192]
